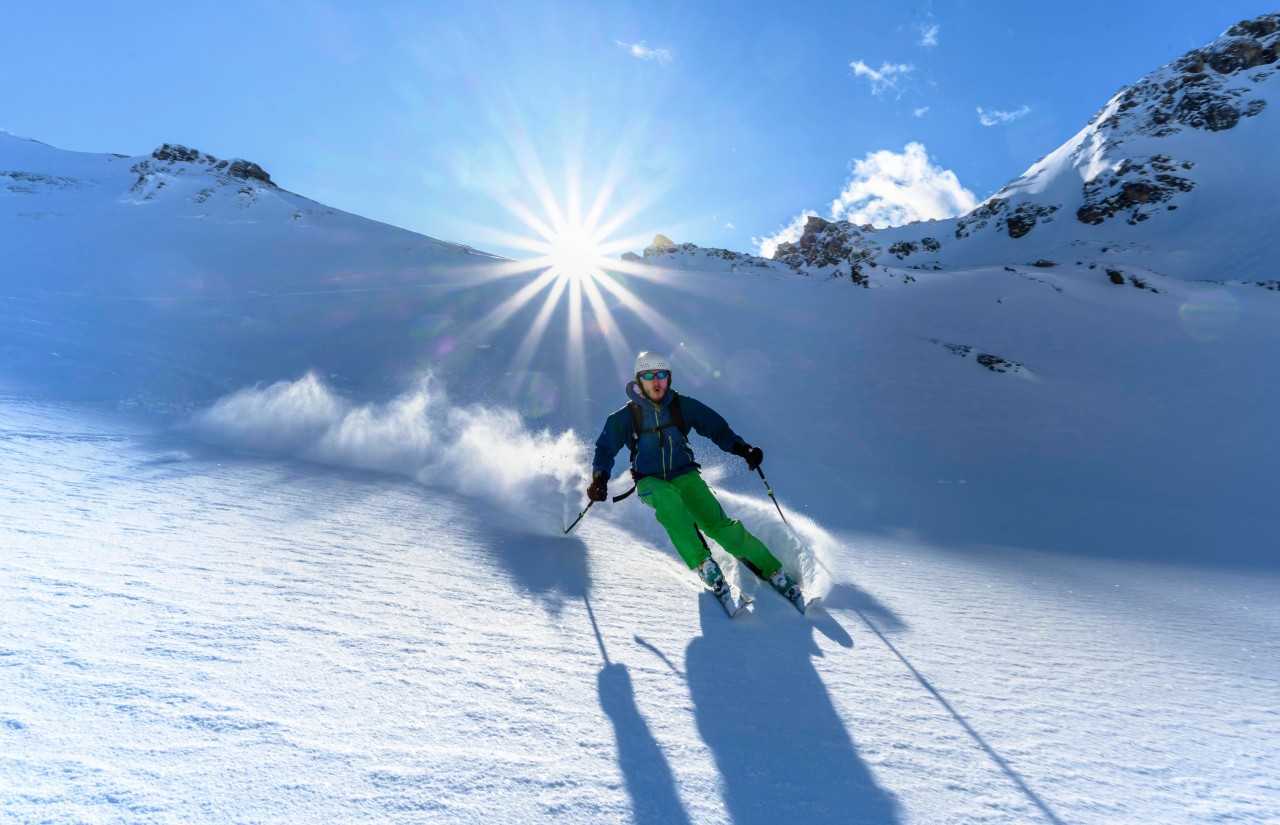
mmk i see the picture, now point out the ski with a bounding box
[696,557,750,618]
[711,580,752,618]
[787,591,814,615]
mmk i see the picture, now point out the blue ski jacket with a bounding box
[592,382,745,482]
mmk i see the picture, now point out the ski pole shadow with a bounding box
[852,606,1068,825]
[685,597,902,824]
[586,596,693,825]
[821,581,908,631]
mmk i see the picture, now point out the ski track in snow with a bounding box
[2,398,1277,824]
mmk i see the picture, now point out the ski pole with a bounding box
[757,467,789,526]
[564,500,594,535]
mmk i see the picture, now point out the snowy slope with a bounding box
[3,251,1278,821]
[3,14,1280,824]
[2,396,1277,824]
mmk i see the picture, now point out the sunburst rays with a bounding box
[428,111,737,418]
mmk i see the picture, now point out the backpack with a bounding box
[612,393,692,502]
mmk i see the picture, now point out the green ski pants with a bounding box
[637,471,783,574]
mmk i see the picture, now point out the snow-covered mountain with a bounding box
[0,130,510,404]
[642,14,1280,284]
[1,131,496,287]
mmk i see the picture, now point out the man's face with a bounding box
[638,370,670,401]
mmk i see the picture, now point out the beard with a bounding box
[639,382,667,402]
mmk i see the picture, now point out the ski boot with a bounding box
[768,568,808,614]
[697,558,748,618]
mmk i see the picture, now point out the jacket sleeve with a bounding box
[592,408,630,477]
[681,395,743,454]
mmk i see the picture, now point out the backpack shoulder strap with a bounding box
[627,401,644,437]
[626,401,642,464]
[669,393,690,438]
[613,402,644,502]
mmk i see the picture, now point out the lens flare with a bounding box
[1179,290,1240,341]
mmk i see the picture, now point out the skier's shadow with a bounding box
[685,598,902,824]
[581,595,693,825]
[597,661,694,825]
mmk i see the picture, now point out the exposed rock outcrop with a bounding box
[2,171,98,193]
[954,199,1061,240]
[1099,15,1276,140]
[130,144,278,203]
[146,144,276,185]
[641,234,782,272]
[1077,155,1196,225]
[930,339,1030,375]
[772,216,881,280]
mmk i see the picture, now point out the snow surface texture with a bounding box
[2,398,1277,824]
[3,15,1280,823]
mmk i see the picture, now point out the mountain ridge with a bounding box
[5,14,1279,287]
[635,13,1280,283]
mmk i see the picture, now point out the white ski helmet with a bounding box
[633,351,671,377]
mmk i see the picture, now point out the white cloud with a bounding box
[617,40,672,63]
[977,105,1032,126]
[830,142,977,229]
[754,210,819,259]
[914,106,930,118]
[725,222,735,229]
[850,60,914,96]
[755,143,976,258]
[918,24,940,47]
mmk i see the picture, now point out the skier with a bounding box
[588,352,806,614]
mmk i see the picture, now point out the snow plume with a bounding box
[190,373,588,535]
[713,486,835,600]
[831,141,976,228]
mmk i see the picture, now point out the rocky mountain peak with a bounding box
[125,143,280,206]
[148,144,275,186]
[1100,13,1277,139]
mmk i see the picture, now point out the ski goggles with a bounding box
[638,370,670,381]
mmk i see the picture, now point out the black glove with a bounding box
[732,441,764,471]
[587,472,609,502]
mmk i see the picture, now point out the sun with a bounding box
[546,224,610,281]
[453,160,692,419]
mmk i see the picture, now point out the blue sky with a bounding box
[4,1,1275,259]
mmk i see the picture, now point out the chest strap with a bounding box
[615,394,693,501]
